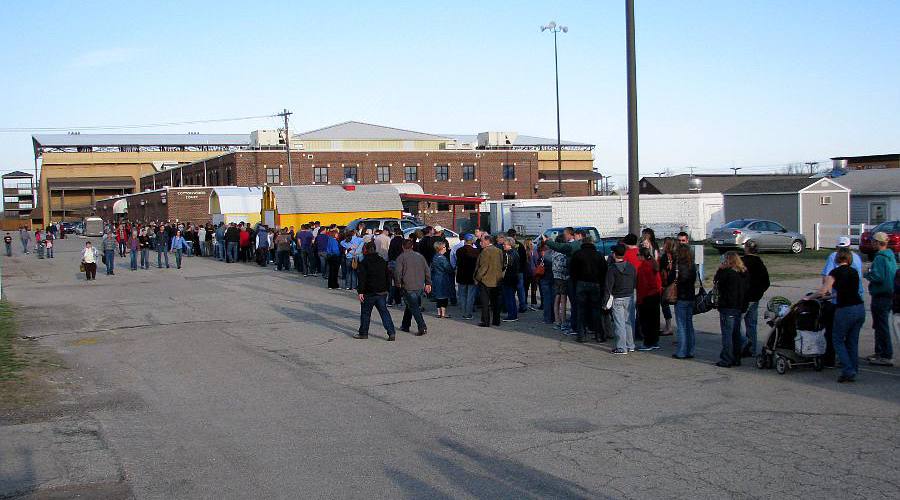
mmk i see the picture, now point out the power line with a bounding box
[0,114,277,133]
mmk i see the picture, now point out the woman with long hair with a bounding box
[714,251,749,367]
[636,246,663,350]
[640,227,659,260]
[816,247,865,382]
[672,244,697,359]
[431,241,453,318]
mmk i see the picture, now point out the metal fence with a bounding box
[813,223,873,250]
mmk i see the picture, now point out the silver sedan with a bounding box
[710,219,806,254]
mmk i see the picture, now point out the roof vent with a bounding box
[688,177,703,192]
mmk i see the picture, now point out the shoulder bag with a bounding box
[662,267,678,305]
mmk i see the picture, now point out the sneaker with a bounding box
[611,348,627,355]
[386,335,396,342]
[352,334,368,340]
[636,345,656,352]
[502,317,519,322]
[868,357,894,366]
[627,348,636,352]
[837,374,856,383]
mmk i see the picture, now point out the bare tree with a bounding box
[781,162,805,175]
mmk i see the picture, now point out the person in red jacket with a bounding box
[636,246,663,351]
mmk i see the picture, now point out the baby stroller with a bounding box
[756,295,827,374]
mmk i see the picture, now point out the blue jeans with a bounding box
[539,278,555,323]
[742,301,759,355]
[675,300,695,358]
[216,241,224,260]
[718,308,743,366]
[320,254,328,280]
[503,283,518,320]
[516,273,527,312]
[157,248,169,268]
[130,249,138,270]
[401,290,427,332]
[140,248,149,269]
[567,278,578,332]
[345,266,358,290]
[104,250,115,274]
[612,296,635,351]
[457,283,478,318]
[174,248,183,268]
[833,303,865,378]
[277,250,291,271]
[871,294,894,360]
[227,242,238,263]
[5,243,10,256]
[661,302,672,320]
[21,239,28,253]
[300,249,312,275]
[359,294,396,337]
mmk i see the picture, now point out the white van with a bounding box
[83,217,105,237]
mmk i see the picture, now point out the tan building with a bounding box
[32,133,249,225]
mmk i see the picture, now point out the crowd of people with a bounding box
[14,216,897,382]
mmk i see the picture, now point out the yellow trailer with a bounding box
[261,184,402,228]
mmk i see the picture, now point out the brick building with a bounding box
[95,187,212,224]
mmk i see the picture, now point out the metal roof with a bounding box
[32,133,250,148]
[830,154,899,162]
[295,121,451,141]
[210,187,262,215]
[445,134,592,147]
[1,170,33,178]
[269,185,402,214]
[642,174,808,194]
[723,178,828,195]
[831,170,900,195]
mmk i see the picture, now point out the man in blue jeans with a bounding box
[102,231,117,275]
[394,240,431,335]
[741,241,770,356]
[604,245,636,354]
[156,226,169,268]
[864,232,897,366]
[354,242,396,341]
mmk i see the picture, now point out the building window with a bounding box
[314,167,328,183]
[463,203,476,211]
[343,165,358,182]
[502,164,515,180]
[435,164,449,181]
[404,166,418,181]
[376,165,390,182]
[437,202,450,212]
[225,167,233,185]
[462,164,476,181]
[820,195,832,205]
[503,194,516,200]
[266,167,280,184]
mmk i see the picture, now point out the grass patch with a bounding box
[0,300,25,380]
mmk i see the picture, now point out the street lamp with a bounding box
[541,21,567,197]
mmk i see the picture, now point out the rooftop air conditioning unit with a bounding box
[477,131,518,148]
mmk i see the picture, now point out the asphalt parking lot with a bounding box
[1,237,898,499]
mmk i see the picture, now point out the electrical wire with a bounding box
[0,114,277,133]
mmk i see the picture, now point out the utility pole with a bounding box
[626,0,640,235]
[730,167,742,176]
[804,161,819,175]
[654,171,666,177]
[277,109,294,185]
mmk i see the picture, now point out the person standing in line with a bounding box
[81,241,99,281]
[4,232,12,257]
[102,230,117,275]
[315,228,331,281]
[499,237,521,322]
[275,229,292,271]
[672,244,697,360]
[544,228,583,333]
[354,242,397,341]
[569,235,607,343]
[116,224,127,257]
[204,223,213,257]
[551,236,572,333]
[170,230,187,269]
[658,237,677,336]
[714,252,749,368]
[815,247,865,382]
[505,229,529,314]
[474,233,503,328]
[215,223,226,261]
[740,241,770,357]
[524,238,538,309]
[19,226,30,254]
[864,232,897,366]
[239,224,251,263]
[296,224,314,276]
[254,225,269,267]
[224,223,239,263]
[394,239,431,335]
[891,268,900,358]
[44,231,54,258]
[820,236,864,367]
[454,234,481,320]
[604,245,637,355]
[417,226,437,265]
[156,225,170,268]
[139,228,150,269]
[635,246,662,351]
[128,229,139,271]
[538,242,556,325]
[387,231,405,306]
[325,230,343,290]
[197,225,207,257]
[431,241,454,319]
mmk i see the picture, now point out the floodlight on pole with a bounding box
[541,21,568,197]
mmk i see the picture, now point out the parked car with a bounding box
[859,220,900,260]
[403,226,461,248]
[710,219,806,254]
[74,222,85,235]
[60,222,76,234]
[532,226,618,256]
[345,217,421,234]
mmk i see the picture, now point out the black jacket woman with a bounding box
[714,251,749,367]
[673,244,697,359]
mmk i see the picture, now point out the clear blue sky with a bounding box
[1,0,897,186]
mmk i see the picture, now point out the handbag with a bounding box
[102,254,106,265]
[534,258,546,280]
[662,267,678,305]
[79,262,85,273]
[351,257,359,270]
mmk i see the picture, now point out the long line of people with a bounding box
[74,218,898,382]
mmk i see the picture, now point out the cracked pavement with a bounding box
[1,238,898,499]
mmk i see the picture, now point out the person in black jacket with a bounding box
[673,244,697,359]
[355,242,397,341]
[569,237,608,343]
[741,241,770,357]
[507,229,529,314]
[500,237,520,322]
[714,251,750,367]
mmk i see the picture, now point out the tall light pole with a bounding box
[541,21,567,197]
[626,0,640,235]
[277,109,294,185]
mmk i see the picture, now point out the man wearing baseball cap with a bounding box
[821,236,864,367]
[864,232,896,366]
